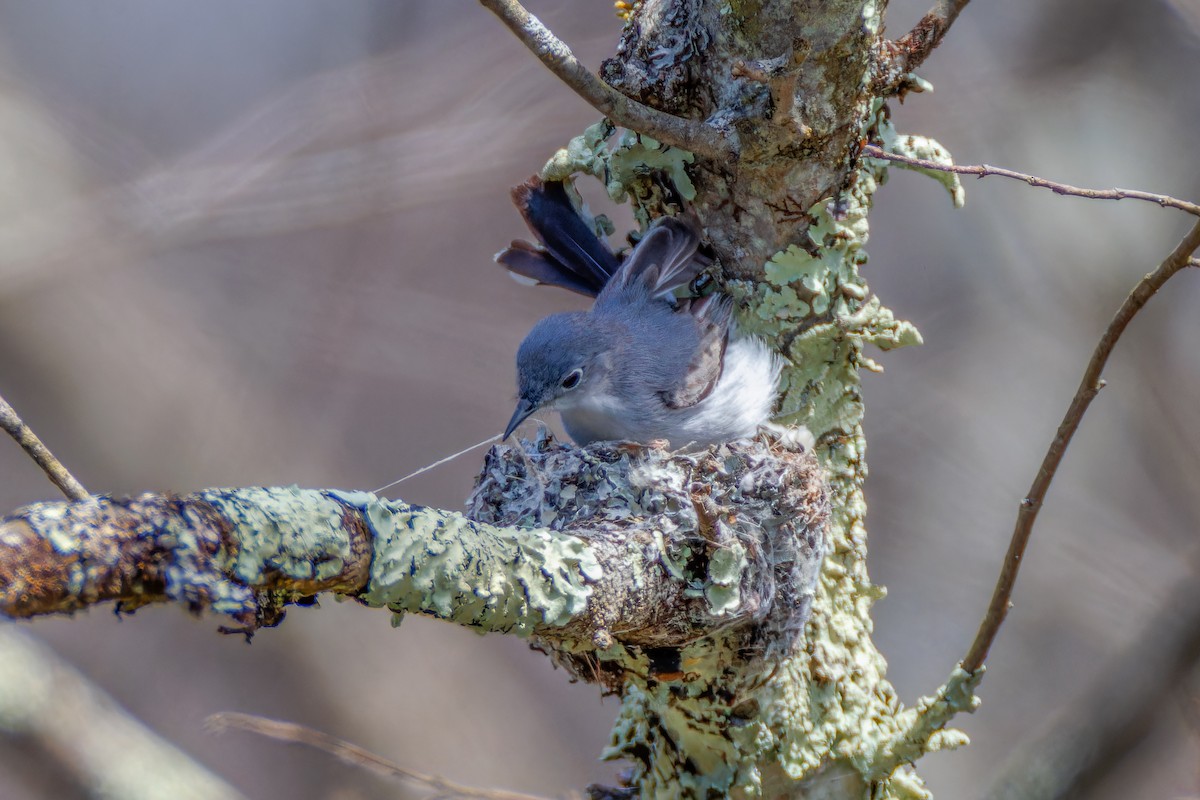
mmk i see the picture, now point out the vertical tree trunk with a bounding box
[529,1,975,797]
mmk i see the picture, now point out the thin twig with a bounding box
[873,0,972,92]
[962,218,1200,674]
[862,144,1200,218]
[477,0,735,161]
[0,392,88,501]
[207,712,554,800]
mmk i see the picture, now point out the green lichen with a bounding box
[873,124,965,208]
[341,494,601,634]
[733,150,922,443]
[704,541,747,615]
[569,94,976,798]
[202,487,351,586]
[542,120,696,227]
[868,667,982,778]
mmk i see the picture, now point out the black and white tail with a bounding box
[494,177,619,297]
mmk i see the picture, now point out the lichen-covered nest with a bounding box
[467,427,829,683]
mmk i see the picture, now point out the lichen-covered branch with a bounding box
[0,435,830,796]
[0,485,592,635]
[0,436,826,654]
[873,0,973,94]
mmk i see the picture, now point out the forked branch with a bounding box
[963,218,1200,674]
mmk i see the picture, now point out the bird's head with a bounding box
[504,312,613,439]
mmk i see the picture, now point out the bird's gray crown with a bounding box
[515,311,615,404]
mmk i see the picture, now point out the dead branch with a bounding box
[208,713,550,800]
[0,392,88,502]
[963,218,1200,674]
[863,144,1200,217]
[873,0,973,94]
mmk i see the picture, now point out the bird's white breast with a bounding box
[560,335,780,449]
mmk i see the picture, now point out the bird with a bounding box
[496,177,779,450]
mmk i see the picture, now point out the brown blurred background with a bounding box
[0,1,1197,797]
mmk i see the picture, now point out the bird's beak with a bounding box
[503,398,536,440]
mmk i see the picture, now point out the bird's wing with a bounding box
[494,176,620,297]
[607,215,711,300]
[658,295,731,409]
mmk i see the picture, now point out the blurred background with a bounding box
[0,1,1196,797]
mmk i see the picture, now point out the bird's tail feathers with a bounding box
[494,176,620,298]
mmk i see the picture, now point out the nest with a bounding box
[467,427,829,672]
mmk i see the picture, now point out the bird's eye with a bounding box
[561,369,583,390]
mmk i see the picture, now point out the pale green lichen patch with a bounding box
[201,487,351,586]
[587,102,972,798]
[867,666,981,778]
[873,123,965,208]
[735,176,921,443]
[346,496,600,634]
[704,539,748,615]
[542,120,696,227]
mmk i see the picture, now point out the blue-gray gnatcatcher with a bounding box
[496,178,779,449]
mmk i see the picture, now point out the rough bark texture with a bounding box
[542,1,979,797]
[601,0,878,277]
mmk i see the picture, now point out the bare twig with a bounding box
[0,392,88,501]
[873,0,972,92]
[963,218,1200,674]
[477,0,735,161]
[862,145,1200,218]
[207,712,554,800]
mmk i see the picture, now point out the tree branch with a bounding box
[873,0,972,93]
[0,392,88,501]
[862,145,1200,218]
[477,0,735,161]
[0,486,585,636]
[208,713,549,800]
[962,218,1200,674]
[0,435,827,662]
